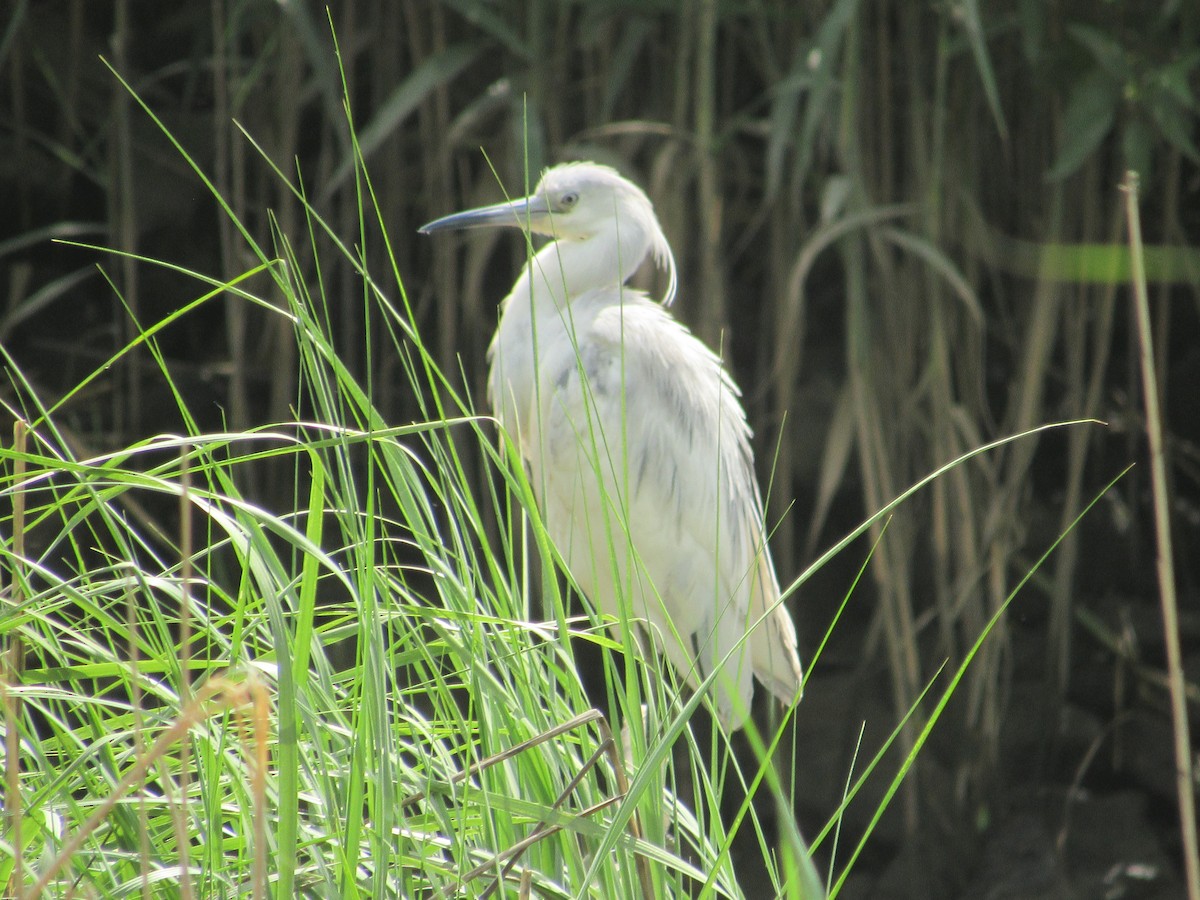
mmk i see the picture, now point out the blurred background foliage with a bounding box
[3,0,1199,894]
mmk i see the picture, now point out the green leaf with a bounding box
[1046,69,1120,181]
[1067,23,1129,79]
[1156,50,1200,111]
[1146,91,1200,163]
[959,0,1009,139]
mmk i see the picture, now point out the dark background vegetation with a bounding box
[4,1,1200,896]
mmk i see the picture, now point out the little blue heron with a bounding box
[420,162,802,730]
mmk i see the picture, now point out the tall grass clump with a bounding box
[0,57,839,899]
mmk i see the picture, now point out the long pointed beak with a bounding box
[418,194,551,235]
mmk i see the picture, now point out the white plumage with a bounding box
[420,162,803,729]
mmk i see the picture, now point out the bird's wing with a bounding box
[527,292,802,727]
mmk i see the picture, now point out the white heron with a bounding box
[420,162,802,730]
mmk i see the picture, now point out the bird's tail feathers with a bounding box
[749,549,804,706]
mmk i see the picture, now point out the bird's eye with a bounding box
[559,191,579,209]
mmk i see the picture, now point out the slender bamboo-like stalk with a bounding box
[693,0,727,346]
[125,583,151,899]
[177,443,194,900]
[111,0,140,436]
[4,420,28,900]
[211,0,248,434]
[1122,169,1200,900]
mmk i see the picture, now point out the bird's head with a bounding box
[526,163,655,241]
[420,161,677,304]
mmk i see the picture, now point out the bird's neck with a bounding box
[511,224,650,319]
[489,221,652,436]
